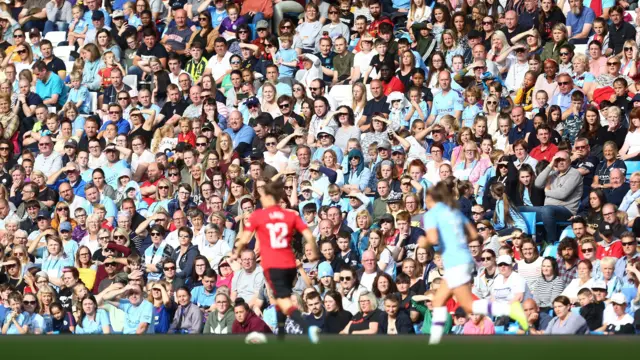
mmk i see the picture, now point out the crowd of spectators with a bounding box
[0,0,640,337]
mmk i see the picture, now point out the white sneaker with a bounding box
[308,325,320,344]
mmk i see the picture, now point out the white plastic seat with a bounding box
[44,31,67,47]
[123,75,137,90]
[53,46,73,60]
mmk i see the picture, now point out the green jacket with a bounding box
[540,39,573,63]
[414,301,453,335]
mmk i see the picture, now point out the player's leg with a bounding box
[429,280,453,345]
[276,308,287,340]
[452,285,529,331]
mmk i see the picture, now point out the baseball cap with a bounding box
[468,29,482,39]
[29,28,40,38]
[91,11,105,21]
[378,213,394,224]
[246,96,260,107]
[377,139,391,150]
[128,89,139,98]
[309,162,321,171]
[385,192,403,204]
[600,223,614,237]
[112,10,124,18]
[256,20,269,30]
[591,280,607,291]
[202,123,213,132]
[64,139,78,149]
[37,210,50,220]
[496,255,513,266]
[59,221,72,232]
[318,261,334,279]
[610,292,627,305]
[391,146,405,155]
[317,127,335,139]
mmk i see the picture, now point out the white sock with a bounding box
[491,301,511,317]
[429,306,448,345]
[471,299,489,316]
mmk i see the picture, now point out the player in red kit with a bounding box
[233,180,320,343]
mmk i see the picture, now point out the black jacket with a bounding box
[322,310,352,334]
[378,310,415,334]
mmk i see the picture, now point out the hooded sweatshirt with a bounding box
[344,149,372,192]
[231,310,271,334]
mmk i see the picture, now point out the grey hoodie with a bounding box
[534,165,583,214]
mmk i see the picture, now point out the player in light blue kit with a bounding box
[418,180,528,344]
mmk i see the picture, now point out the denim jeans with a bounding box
[127,66,144,80]
[518,205,573,243]
[43,20,69,35]
[273,1,303,31]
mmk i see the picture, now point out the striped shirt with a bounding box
[533,276,565,309]
[185,58,208,83]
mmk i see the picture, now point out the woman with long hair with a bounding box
[80,43,102,91]
[450,127,475,167]
[322,290,353,334]
[539,0,566,43]
[74,246,97,291]
[37,235,73,288]
[75,295,111,334]
[36,284,57,319]
[619,40,638,78]
[441,30,465,69]
[216,132,240,175]
[96,29,122,61]
[147,281,173,334]
[334,106,361,152]
[2,43,34,74]
[372,273,398,308]
[52,201,77,232]
[260,82,281,117]
[397,50,417,90]
[533,257,564,312]
[351,210,373,258]
[431,4,451,49]
[351,83,367,122]
[513,164,544,213]
[490,182,527,235]
[186,11,217,57]
[453,141,481,181]
[148,179,174,214]
[367,229,394,276]
[426,51,449,91]
[483,95,500,135]
[225,178,247,216]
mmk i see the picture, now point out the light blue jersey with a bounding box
[190,286,217,309]
[429,90,463,124]
[461,103,482,128]
[118,299,154,334]
[75,309,111,334]
[422,202,473,268]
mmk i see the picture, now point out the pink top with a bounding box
[216,273,234,289]
[463,317,496,335]
[532,73,559,108]
[589,57,607,77]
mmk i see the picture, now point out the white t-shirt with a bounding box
[263,151,289,172]
[353,50,377,79]
[625,129,640,155]
[378,248,395,276]
[132,150,155,174]
[491,271,530,303]
[360,271,377,292]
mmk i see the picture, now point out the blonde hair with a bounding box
[70,71,82,82]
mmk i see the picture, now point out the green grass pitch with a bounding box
[1,335,639,359]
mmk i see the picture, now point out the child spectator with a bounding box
[218,4,246,41]
[514,71,537,112]
[274,35,298,80]
[178,117,196,147]
[68,5,88,47]
[184,41,208,83]
[66,71,91,115]
[461,86,483,128]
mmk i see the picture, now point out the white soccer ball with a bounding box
[244,331,268,344]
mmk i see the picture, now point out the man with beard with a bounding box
[140,163,165,206]
[85,183,117,224]
[500,11,526,46]
[607,5,637,55]
[78,117,105,152]
[556,237,580,287]
[57,181,90,215]
[566,0,594,45]
[274,95,304,135]
[367,0,392,38]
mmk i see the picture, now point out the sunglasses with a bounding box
[265,142,276,146]
[196,142,207,147]
[23,300,36,305]
[581,247,594,253]
[164,266,176,270]
[279,103,290,109]
[151,232,162,237]
[328,10,338,14]
[17,50,26,54]
[230,60,240,64]
[482,21,493,25]
[486,101,497,105]
[284,186,293,190]
[481,257,493,261]
[57,207,69,211]
[557,81,570,86]
[623,241,637,246]
[281,25,292,29]
[477,227,487,231]
[339,276,352,281]
[607,62,620,66]
[238,30,248,34]
[309,87,320,91]
[104,263,117,267]
[199,17,208,21]
[559,52,570,56]
[0,147,9,151]
[114,235,126,240]
[625,47,634,51]
[168,172,179,177]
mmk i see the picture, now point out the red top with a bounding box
[244,206,308,270]
[383,77,405,96]
[530,143,558,163]
[179,131,196,147]
[596,241,624,259]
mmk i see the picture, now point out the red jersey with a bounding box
[244,206,308,270]
[596,241,624,259]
